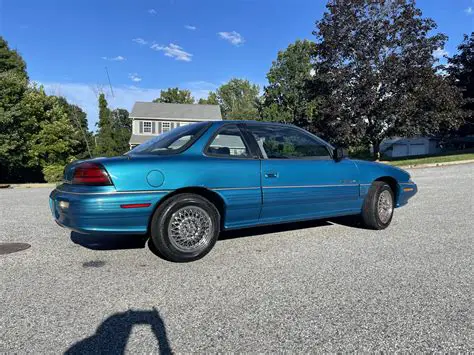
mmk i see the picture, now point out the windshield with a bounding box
[128,122,211,155]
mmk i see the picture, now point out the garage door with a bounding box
[393,144,409,157]
[409,144,426,156]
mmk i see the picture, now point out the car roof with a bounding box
[211,120,296,127]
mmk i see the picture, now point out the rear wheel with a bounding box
[150,193,220,262]
[361,182,394,230]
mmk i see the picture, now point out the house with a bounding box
[379,136,441,158]
[128,102,222,148]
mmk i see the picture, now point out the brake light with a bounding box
[72,162,112,185]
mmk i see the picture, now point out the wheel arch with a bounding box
[374,176,399,203]
[147,187,226,234]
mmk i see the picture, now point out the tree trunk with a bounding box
[372,141,380,161]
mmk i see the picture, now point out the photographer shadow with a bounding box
[65,308,172,354]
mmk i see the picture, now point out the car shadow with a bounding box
[70,232,147,251]
[220,218,332,240]
[65,308,172,354]
[220,215,366,240]
[71,215,366,253]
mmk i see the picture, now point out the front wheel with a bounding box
[361,182,395,230]
[150,193,220,262]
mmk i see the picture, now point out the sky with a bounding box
[1,0,473,130]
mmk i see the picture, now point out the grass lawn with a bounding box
[382,150,474,167]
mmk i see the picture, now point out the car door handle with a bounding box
[264,172,278,178]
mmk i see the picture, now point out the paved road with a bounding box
[1,164,473,353]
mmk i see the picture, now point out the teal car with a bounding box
[50,121,417,262]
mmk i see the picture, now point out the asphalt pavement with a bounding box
[1,163,473,353]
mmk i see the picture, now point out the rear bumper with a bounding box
[397,182,418,207]
[49,188,168,235]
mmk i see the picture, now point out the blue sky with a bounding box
[2,0,473,130]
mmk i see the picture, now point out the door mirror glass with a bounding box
[334,147,345,162]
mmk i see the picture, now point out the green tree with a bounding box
[313,0,463,157]
[216,78,260,120]
[153,87,195,104]
[263,40,319,126]
[111,108,131,154]
[198,92,219,105]
[447,33,474,136]
[21,87,86,182]
[0,37,31,180]
[0,37,27,79]
[29,99,81,182]
[94,93,116,157]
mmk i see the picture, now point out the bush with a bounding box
[42,164,64,183]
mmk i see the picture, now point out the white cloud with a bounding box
[218,31,245,46]
[433,47,449,59]
[150,43,193,62]
[465,7,473,15]
[148,9,157,15]
[132,38,148,45]
[128,73,142,83]
[101,55,126,61]
[185,25,197,30]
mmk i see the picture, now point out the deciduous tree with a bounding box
[153,88,195,104]
[111,108,131,154]
[198,92,219,105]
[447,33,474,136]
[313,0,463,157]
[263,40,320,127]
[94,93,116,157]
[216,79,260,120]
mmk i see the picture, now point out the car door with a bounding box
[244,123,360,224]
[203,123,262,230]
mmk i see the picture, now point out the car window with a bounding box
[246,124,330,159]
[129,122,210,155]
[206,125,250,158]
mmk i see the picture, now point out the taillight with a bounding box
[72,162,112,186]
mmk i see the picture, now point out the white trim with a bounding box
[142,121,152,134]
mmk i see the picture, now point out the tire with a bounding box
[361,181,395,230]
[150,193,220,262]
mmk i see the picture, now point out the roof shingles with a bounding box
[130,102,222,121]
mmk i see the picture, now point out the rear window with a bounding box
[128,122,210,155]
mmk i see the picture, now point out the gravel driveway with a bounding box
[1,163,472,353]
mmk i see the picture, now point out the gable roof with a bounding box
[130,102,222,121]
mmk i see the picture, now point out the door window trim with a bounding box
[203,123,259,160]
[242,122,334,161]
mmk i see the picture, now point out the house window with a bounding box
[162,122,171,133]
[143,121,152,134]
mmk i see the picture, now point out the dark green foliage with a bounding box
[94,93,116,157]
[312,0,463,157]
[153,88,195,104]
[447,33,474,136]
[111,108,132,155]
[0,36,92,182]
[0,37,27,79]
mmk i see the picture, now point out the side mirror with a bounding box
[333,147,345,162]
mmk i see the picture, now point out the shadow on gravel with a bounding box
[70,232,147,251]
[328,215,368,230]
[220,219,332,240]
[220,215,365,240]
[65,308,172,355]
